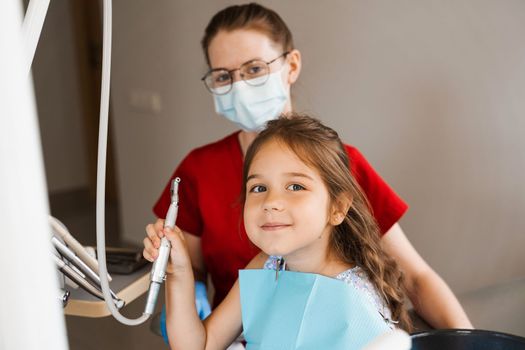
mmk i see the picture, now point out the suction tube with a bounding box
[95,0,151,325]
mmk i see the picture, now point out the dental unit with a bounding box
[43,0,178,324]
[23,0,180,326]
[50,235,123,307]
[49,215,112,282]
[51,254,123,309]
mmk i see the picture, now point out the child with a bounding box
[153,115,412,349]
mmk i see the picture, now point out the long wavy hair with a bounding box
[241,114,412,331]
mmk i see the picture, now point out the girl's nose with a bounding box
[262,190,284,212]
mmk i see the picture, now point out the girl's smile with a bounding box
[260,222,292,231]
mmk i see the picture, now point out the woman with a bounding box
[144,3,472,338]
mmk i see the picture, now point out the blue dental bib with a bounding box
[239,269,391,350]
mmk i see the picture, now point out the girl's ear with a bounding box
[286,49,301,85]
[330,194,352,226]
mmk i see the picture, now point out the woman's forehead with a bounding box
[207,29,281,69]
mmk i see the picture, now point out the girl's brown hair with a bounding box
[241,115,412,331]
[201,3,294,66]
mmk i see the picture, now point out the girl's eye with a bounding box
[249,185,266,193]
[287,184,305,191]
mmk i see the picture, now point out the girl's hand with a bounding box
[143,218,165,262]
[143,220,192,276]
[163,225,192,275]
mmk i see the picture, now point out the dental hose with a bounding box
[96,0,174,325]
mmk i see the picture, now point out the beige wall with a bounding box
[109,0,525,296]
[32,0,89,193]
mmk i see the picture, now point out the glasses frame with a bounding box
[201,51,290,95]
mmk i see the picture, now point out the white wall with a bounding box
[111,0,525,295]
[32,0,89,193]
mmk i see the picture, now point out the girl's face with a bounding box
[207,29,301,114]
[244,139,335,259]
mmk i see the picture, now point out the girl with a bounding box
[159,115,412,349]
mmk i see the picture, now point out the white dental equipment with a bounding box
[145,178,180,315]
[95,0,180,325]
[18,0,176,326]
[21,0,50,74]
[59,288,70,307]
[22,0,120,310]
[50,235,124,307]
[51,254,124,309]
[49,215,112,282]
[1,0,67,348]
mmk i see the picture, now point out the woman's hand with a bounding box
[143,219,192,276]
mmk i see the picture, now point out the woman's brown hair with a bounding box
[201,3,294,66]
[241,115,413,331]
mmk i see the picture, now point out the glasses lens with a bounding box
[210,85,231,95]
[205,70,232,94]
[240,60,269,86]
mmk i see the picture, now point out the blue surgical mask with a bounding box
[213,70,289,132]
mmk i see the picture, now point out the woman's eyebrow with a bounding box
[210,57,263,71]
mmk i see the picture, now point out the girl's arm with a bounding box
[381,223,473,329]
[200,252,270,348]
[183,231,207,282]
[196,251,270,349]
[163,226,244,350]
[201,281,243,349]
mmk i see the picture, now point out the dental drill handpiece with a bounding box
[144,177,180,315]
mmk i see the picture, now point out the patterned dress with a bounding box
[263,255,397,329]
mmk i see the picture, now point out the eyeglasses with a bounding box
[201,52,289,95]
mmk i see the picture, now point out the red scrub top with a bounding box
[153,131,408,307]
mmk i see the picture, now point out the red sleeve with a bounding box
[152,151,203,236]
[346,145,408,235]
